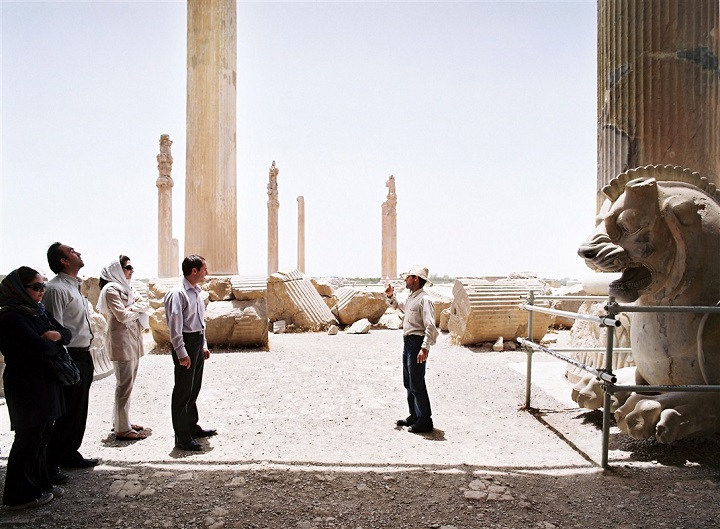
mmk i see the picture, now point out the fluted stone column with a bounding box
[267,161,279,276]
[156,134,178,277]
[185,0,238,273]
[297,196,305,273]
[597,0,720,210]
[381,175,397,279]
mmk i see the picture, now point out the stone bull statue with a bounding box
[574,165,720,443]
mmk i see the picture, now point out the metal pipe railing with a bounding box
[518,291,720,471]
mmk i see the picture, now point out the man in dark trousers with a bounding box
[44,243,99,480]
[386,265,438,434]
[164,255,216,451]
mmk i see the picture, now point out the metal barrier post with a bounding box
[524,291,534,408]
[601,296,616,470]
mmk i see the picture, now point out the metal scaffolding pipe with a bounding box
[610,303,720,314]
[519,303,621,327]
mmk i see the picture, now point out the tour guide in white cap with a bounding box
[385,265,438,433]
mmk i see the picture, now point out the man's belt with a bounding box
[183,330,205,335]
[67,346,91,353]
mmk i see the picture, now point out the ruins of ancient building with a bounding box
[448,277,552,345]
[597,0,719,209]
[267,269,338,331]
[267,161,279,276]
[185,0,238,274]
[156,134,179,278]
[297,196,305,273]
[381,175,397,279]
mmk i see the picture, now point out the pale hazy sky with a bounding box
[1,0,598,281]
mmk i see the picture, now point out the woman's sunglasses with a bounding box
[26,282,47,292]
[123,265,134,271]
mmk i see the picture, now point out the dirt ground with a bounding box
[1,330,720,528]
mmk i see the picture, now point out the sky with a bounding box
[1,0,598,281]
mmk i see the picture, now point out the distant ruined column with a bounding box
[267,161,279,276]
[381,175,397,279]
[597,0,720,210]
[156,134,179,278]
[297,196,305,273]
[185,0,238,273]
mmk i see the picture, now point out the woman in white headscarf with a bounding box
[97,255,150,441]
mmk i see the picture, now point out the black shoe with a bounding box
[396,416,417,427]
[408,419,434,433]
[175,440,202,451]
[49,471,69,485]
[60,457,99,469]
[6,491,54,511]
[191,427,217,438]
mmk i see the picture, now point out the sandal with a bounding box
[116,429,147,441]
[131,424,144,431]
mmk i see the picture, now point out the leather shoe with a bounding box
[49,471,69,485]
[60,457,99,468]
[192,427,217,438]
[408,419,434,433]
[175,440,202,451]
[396,415,417,427]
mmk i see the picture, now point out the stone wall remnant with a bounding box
[332,287,388,326]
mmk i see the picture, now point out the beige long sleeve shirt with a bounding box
[388,288,438,351]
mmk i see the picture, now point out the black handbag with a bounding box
[44,343,81,386]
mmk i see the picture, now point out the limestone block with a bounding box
[447,277,553,345]
[149,307,171,345]
[322,295,338,310]
[205,299,268,347]
[311,278,335,297]
[550,283,588,328]
[332,287,388,325]
[426,289,453,326]
[439,308,451,331]
[347,318,371,334]
[150,300,268,348]
[81,276,102,308]
[230,276,267,301]
[147,278,179,309]
[377,309,403,330]
[207,277,234,301]
[89,304,113,381]
[267,269,337,331]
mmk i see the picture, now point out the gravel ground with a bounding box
[1,330,720,528]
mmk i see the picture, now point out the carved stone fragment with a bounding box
[267,269,337,331]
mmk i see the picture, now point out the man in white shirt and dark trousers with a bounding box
[43,243,99,478]
[386,265,438,433]
[164,255,216,452]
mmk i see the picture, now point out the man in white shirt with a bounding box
[44,242,99,476]
[164,255,215,451]
[386,265,438,433]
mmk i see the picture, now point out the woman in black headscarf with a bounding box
[0,267,70,510]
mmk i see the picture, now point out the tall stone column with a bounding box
[185,0,238,273]
[267,161,279,276]
[297,196,305,273]
[156,134,179,277]
[597,0,719,210]
[381,175,397,279]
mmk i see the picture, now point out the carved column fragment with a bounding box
[267,161,279,277]
[185,0,238,273]
[597,0,720,210]
[381,175,397,279]
[297,196,305,274]
[156,134,178,278]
